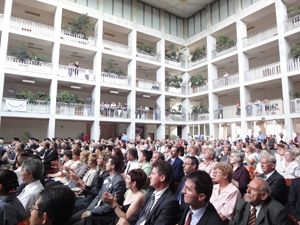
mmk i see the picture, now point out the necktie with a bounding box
[184,209,193,225]
[95,178,111,208]
[136,194,155,225]
[177,181,185,204]
[248,208,257,225]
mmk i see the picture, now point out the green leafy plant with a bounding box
[190,46,206,61]
[288,5,300,18]
[137,44,156,54]
[57,91,71,103]
[177,104,182,112]
[115,68,126,76]
[15,90,34,102]
[104,62,116,74]
[165,44,183,62]
[165,75,183,88]
[36,91,50,102]
[217,35,235,49]
[290,90,300,99]
[290,44,300,59]
[191,102,209,114]
[22,131,31,143]
[10,44,32,61]
[31,52,49,62]
[62,13,94,39]
[189,75,207,88]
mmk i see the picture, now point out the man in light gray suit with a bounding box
[68,156,126,225]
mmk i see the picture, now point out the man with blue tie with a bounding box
[220,146,231,163]
[168,146,184,183]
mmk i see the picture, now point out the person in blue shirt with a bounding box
[121,133,128,142]
[197,135,203,140]
[257,131,264,143]
[217,103,223,119]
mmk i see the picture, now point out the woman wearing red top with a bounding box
[236,102,241,116]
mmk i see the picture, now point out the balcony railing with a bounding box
[290,99,300,113]
[136,50,161,62]
[245,62,281,81]
[212,43,237,59]
[188,55,207,68]
[165,113,186,121]
[136,78,160,91]
[165,58,186,69]
[61,29,96,47]
[100,108,131,119]
[0,14,3,27]
[135,110,160,120]
[165,86,186,95]
[102,39,132,55]
[100,72,130,86]
[6,56,53,74]
[214,106,241,119]
[287,58,300,72]
[189,113,209,121]
[188,84,208,94]
[243,25,277,47]
[2,98,50,114]
[10,17,55,38]
[56,103,93,116]
[284,15,300,32]
[58,65,95,81]
[213,74,239,89]
[246,101,284,117]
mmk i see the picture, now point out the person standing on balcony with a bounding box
[223,71,229,85]
[74,61,80,77]
[135,106,139,119]
[247,99,253,116]
[85,68,89,80]
[123,103,128,118]
[139,106,143,119]
[100,102,104,116]
[68,61,74,77]
[263,97,270,115]
[217,103,223,119]
[111,102,116,117]
[236,102,241,116]
[104,101,109,117]
[117,102,122,117]
[255,99,262,116]
[144,106,149,119]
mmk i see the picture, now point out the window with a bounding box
[165,12,184,38]
[137,1,160,30]
[188,9,206,38]
[211,0,235,25]
[104,0,132,21]
[241,0,260,9]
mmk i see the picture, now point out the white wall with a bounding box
[55,120,89,139]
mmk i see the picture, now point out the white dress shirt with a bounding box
[185,203,208,225]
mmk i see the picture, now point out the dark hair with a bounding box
[154,152,165,161]
[44,142,50,149]
[128,148,138,159]
[37,186,76,225]
[113,147,124,160]
[185,156,199,169]
[84,146,89,151]
[152,161,174,185]
[0,170,19,193]
[166,145,172,150]
[73,149,81,157]
[186,170,213,202]
[178,146,184,156]
[50,142,57,149]
[64,150,73,159]
[141,150,152,162]
[110,156,123,172]
[128,169,147,190]
[172,146,179,153]
[107,145,113,152]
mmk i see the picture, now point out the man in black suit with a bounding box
[178,170,223,225]
[43,142,58,171]
[259,155,287,205]
[168,146,184,183]
[229,178,290,225]
[220,146,231,163]
[117,160,180,225]
[286,177,300,224]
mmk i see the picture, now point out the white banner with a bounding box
[5,99,27,112]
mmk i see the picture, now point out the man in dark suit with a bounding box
[220,146,231,163]
[43,142,58,171]
[286,177,300,223]
[229,178,290,225]
[178,170,223,225]
[259,155,287,205]
[168,146,184,183]
[117,160,180,225]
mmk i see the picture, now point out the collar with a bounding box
[189,203,209,222]
[250,203,263,217]
[265,170,275,180]
[153,187,168,200]
[24,180,41,190]
[109,172,117,180]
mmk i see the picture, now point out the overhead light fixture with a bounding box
[71,86,81,89]
[22,79,35,83]
[170,98,176,101]
[110,91,119,94]
[143,95,150,98]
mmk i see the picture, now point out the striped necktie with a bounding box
[248,208,257,225]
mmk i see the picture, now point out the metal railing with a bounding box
[136,78,160,91]
[287,58,300,72]
[10,17,55,37]
[135,110,160,120]
[2,98,50,113]
[284,15,300,32]
[100,108,131,118]
[188,55,207,68]
[165,86,186,94]
[61,29,96,47]
[58,65,95,81]
[188,84,208,94]
[56,103,93,116]
[290,99,300,113]
[136,50,161,62]
[6,56,53,74]
[165,58,186,68]
[100,72,130,86]
[189,113,209,121]
[165,113,186,121]
[212,43,237,58]
[213,73,239,89]
[214,106,240,119]
[244,62,281,81]
[243,25,277,47]
[0,14,3,27]
[102,39,132,55]
[246,101,284,117]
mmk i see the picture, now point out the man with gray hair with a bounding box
[198,148,216,178]
[229,178,290,225]
[259,155,287,205]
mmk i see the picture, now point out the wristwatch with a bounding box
[86,211,91,217]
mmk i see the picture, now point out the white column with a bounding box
[182,125,190,140]
[156,124,165,140]
[127,90,136,139]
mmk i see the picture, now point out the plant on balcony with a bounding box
[290,44,300,59]
[10,44,32,62]
[115,69,126,76]
[56,91,85,104]
[15,90,35,103]
[137,44,156,55]
[104,62,127,76]
[165,75,183,88]
[189,75,207,88]
[290,90,300,99]
[36,91,50,102]
[217,35,235,49]
[165,44,183,62]
[31,52,49,62]
[288,5,300,18]
[62,13,94,39]
[190,46,206,62]
[191,102,209,115]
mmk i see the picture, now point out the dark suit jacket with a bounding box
[168,157,184,183]
[175,176,188,209]
[128,187,180,225]
[229,197,290,225]
[43,149,58,170]
[178,203,223,225]
[220,154,230,163]
[259,170,287,205]
[286,177,300,221]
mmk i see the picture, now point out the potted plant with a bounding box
[36,91,50,102]
[56,90,71,103]
[217,35,235,50]
[190,46,206,62]
[165,44,183,62]
[166,106,171,116]
[288,5,300,24]
[290,44,300,59]
[191,105,200,120]
[165,75,183,88]
[199,102,209,113]
[290,90,300,99]
[137,44,156,56]
[189,74,207,89]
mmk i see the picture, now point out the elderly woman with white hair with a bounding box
[276,149,300,179]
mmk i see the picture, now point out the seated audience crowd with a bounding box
[0,132,299,225]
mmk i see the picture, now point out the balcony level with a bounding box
[245,62,281,82]
[56,102,94,117]
[100,72,131,86]
[243,25,278,47]
[212,42,237,59]
[102,39,132,56]
[290,99,300,114]
[135,110,161,121]
[188,85,208,95]
[136,78,161,91]
[60,29,97,48]
[189,113,209,122]
[165,58,186,69]
[284,15,300,33]
[287,58,300,72]
[188,55,207,69]
[214,106,240,120]
[246,101,284,117]
[58,65,95,81]
[2,98,50,114]
[213,73,239,89]
[165,112,186,122]
[136,50,161,63]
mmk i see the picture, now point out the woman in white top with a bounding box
[274,146,285,163]
[276,149,300,179]
[104,101,109,116]
[244,146,257,167]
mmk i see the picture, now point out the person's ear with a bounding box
[160,174,166,182]
[198,193,206,202]
[261,192,268,201]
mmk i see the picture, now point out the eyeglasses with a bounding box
[30,205,45,213]
[183,163,192,166]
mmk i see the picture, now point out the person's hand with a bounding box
[76,190,83,195]
[70,173,80,181]
[100,192,116,206]
[2,157,8,162]
[51,160,58,166]
[117,218,130,225]
[81,210,89,220]
[76,181,86,189]
[64,166,71,172]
